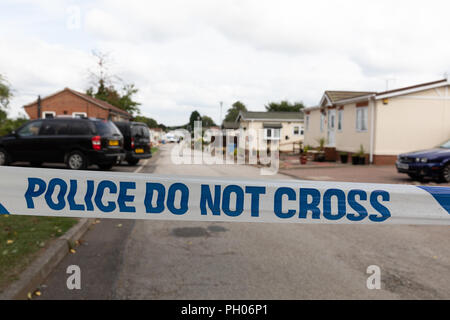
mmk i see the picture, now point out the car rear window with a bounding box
[94,121,122,136]
[131,125,149,138]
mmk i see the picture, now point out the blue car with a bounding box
[396,139,450,182]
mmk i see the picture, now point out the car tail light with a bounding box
[131,137,135,149]
[92,135,102,150]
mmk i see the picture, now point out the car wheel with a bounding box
[127,159,140,166]
[98,163,114,170]
[66,151,87,170]
[0,148,10,166]
[442,164,450,183]
[407,173,419,181]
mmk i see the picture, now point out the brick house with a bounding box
[23,87,132,121]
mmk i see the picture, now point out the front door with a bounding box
[327,109,336,147]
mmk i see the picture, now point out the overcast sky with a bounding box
[1,0,450,125]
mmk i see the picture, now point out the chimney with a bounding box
[37,95,42,119]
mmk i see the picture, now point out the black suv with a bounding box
[114,121,152,165]
[0,118,124,170]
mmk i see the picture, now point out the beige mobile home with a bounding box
[304,79,450,164]
[236,111,304,152]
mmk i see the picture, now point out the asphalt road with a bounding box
[37,144,450,299]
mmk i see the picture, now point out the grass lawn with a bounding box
[151,146,159,154]
[0,215,77,292]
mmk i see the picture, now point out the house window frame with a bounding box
[320,113,325,132]
[72,112,87,118]
[42,111,55,119]
[293,125,300,135]
[337,109,343,132]
[356,106,368,132]
[264,128,280,140]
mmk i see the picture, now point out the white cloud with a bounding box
[2,0,450,125]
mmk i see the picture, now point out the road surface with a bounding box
[38,144,450,299]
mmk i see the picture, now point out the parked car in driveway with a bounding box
[113,121,152,166]
[0,118,124,170]
[396,139,450,182]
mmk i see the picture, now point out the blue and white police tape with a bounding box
[0,166,449,225]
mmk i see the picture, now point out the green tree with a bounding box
[0,74,12,111]
[201,115,216,128]
[86,51,141,116]
[265,100,305,112]
[224,101,247,123]
[189,110,201,131]
[134,115,159,128]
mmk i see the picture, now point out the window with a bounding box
[18,121,42,137]
[264,128,280,140]
[94,120,121,136]
[293,126,300,135]
[72,112,87,118]
[305,115,309,130]
[42,111,55,119]
[40,121,70,135]
[320,113,325,132]
[131,125,150,138]
[338,109,343,131]
[356,107,368,132]
[71,121,95,135]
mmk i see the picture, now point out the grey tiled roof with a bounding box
[238,111,304,121]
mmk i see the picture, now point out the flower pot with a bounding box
[351,156,359,165]
[340,154,348,164]
[300,155,307,165]
[359,156,366,165]
[317,154,325,162]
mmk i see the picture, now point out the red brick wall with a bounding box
[24,90,110,120]
[373,155,397,165]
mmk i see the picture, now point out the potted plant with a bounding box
[358,145,366,165]
[340,152,349,164]
[351,153,359,165]
[316,137,326,162]
[300,145,309,164]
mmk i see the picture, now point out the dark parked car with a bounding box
[0,118,124,170]
[113,121,152,165]
[396,139,450,182]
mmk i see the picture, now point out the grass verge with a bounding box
[0,215,77,292]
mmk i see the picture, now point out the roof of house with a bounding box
[23,87,132,118]
[221,121,240,129]
[324,91,376,103]
[237,111,304,122]
[307,78,450,111]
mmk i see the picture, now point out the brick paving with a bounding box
[280,164,450,186]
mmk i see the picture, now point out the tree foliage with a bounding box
[189,110,201,131]
[201,115,216,128]
[0,74,12,110]
[133,115,159,128]
[265,100,305,112]
[86,51,141,116]
[0,75,26,136]
[224,101,247,123]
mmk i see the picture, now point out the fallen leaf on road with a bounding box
[34,290,41,296]
[6,240,13,245]
[116,224,122,228]
[70,249,76,254]
[27,292,32,300]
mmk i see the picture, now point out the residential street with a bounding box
[37,144,450,299]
